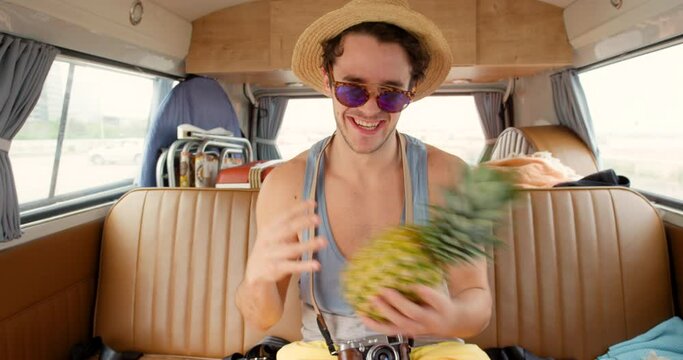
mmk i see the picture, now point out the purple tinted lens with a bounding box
[377,91,410,113]
[335,84,368,107]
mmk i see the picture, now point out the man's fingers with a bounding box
[268,201,319,242]
[279,214,320,242]
[371,295,424,334]
[279,237,327,259]
[412,284,450,313]
[277,259,321,274]
[378,288,427,321]
[371,295,403,321]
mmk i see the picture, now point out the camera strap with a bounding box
[306,132,414,355]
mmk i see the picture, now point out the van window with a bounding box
[277,95,485,163]
[579,42,683,201]
[9,55,176,216]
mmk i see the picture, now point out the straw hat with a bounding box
[291,0,452,101]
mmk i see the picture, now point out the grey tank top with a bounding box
[299,133,429,342]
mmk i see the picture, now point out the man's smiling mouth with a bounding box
[348,115,384,131]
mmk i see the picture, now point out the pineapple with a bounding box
[342,166,516,321]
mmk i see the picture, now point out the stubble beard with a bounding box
[336,112,396,155]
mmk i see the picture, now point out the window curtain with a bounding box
[551,69,600,158]
[255,96,288,160]
[474,92,506,162]
[0,34,58,241]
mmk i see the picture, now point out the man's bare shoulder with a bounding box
[258,150,309,204]
[426,145,468,189]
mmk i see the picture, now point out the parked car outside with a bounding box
[88,139,143,165]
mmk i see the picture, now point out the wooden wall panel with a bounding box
[187,0,573,84]
[411,0,477,65]
[187,0,271,73]
[0,220,103,359]
[477,0,572,65]
[270,0,347,70]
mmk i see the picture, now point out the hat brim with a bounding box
[292,2,452,101]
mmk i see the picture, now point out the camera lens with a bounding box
[367,345,396,360]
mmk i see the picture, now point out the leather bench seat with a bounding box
[93,187,673,359]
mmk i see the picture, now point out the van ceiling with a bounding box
[156,0,574,22]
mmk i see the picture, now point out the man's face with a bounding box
[323,33,413,154]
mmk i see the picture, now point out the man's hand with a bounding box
[359,285,460,338]
[244,200,327,285]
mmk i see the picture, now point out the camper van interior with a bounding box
[1,0,682,359]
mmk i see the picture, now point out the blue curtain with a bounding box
[255,97,288,160]
[474,92,505,162]
[0,34,58,241]
[551,69,600,159]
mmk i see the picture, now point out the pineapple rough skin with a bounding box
[343,227,444,321]
[342,166,516,321]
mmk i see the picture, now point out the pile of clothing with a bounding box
[483,152,630,188]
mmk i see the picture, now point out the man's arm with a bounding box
[433,149,492,338]
[441,258,492,338]
[235,159,327,331]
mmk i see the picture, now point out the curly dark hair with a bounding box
[321,22,430,89]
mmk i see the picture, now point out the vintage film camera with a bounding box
[337,335,411,360]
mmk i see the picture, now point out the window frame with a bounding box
[578,34,683,211]
[257,84,505,163]
[15,48,182,224]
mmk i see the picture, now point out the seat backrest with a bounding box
[491,125,599,175]
[470,187,673,359]
[94,188,301,358]
[95,187,673,360]
[491,127,534,160]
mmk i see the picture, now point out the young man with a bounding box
[236,1,491,359]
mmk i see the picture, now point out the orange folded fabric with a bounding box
[484,152,580,188]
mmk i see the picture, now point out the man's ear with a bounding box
[321,67,332,97]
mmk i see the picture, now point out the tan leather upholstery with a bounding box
[94,189,301,359]
[665,223,683,314]
[491,126,599,175]
[470,187,673,359]
[95,187,673,360]
[0,220,102,359]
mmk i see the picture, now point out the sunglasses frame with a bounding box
[327,72,416,113]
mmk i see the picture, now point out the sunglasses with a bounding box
[328,73,415,113]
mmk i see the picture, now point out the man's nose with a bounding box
[357,91,384,115]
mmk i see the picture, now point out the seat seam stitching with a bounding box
[133,191,149,347]
[185,191,198,352]
[608,190,628,338]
